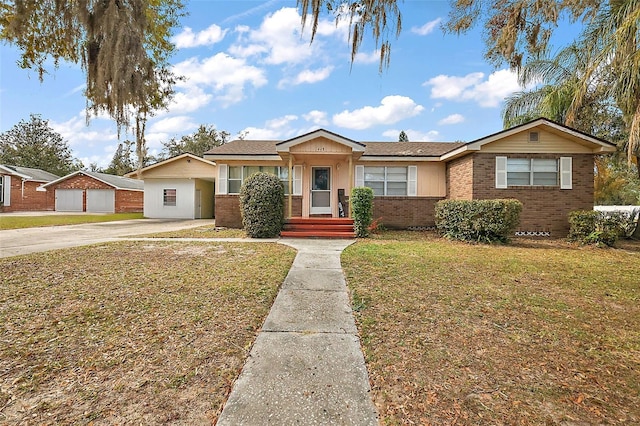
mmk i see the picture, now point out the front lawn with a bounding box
[343,234,640,425]
[0,212,144,230]
[138,225,246,239]
[0,241,296,424]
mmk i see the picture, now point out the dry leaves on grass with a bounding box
[343,235,640,425]
[133,225,247,239]
[0,241,295,425]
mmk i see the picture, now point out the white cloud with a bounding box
[279,66,334,88]
[411,18,442,36]
[438,114,465,125]
[240,114,299,140]
[50,113,118,148]
[303,110,329,126]
[332,96,424,130]
[158,87,213,116]
[382,129,440,142]
[354,50,380,65]
[173,53,267,105]
[229,7,347,66]
[424,69,521,107]
[172,24,227,48]
[149,116,198,134]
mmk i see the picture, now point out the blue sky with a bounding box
[0,1,578,169]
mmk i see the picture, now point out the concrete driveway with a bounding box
[0,218,215,258]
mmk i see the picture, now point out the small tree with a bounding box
[351,187,374,237]
[161,125,230,159]
[239,172,285,238]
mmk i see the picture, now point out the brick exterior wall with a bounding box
[446,155,474,200]
[45,174,143,212]
[467,153,594,236]
[215,195,302,228]
[373,197,444,229]
[0,178,52,212]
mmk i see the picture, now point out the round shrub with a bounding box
[351,187,374,237]
[239,172,285,238]
[435,199,522,243]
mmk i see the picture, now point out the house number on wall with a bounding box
[316,147,325,152]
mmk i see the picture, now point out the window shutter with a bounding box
[355,165,364,187]
[218,164,228,195]
[293,165,302,195]
[407,165,417,196]
[560,157,572,189]
[495,156,507,189]
[3,176,10,206]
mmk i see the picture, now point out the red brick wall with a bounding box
[0,178,52,212]
[447,155,474,200]
[372,197,444,229]
[115,190,143,213]
[469,153,594,236]
[214,195,302,228]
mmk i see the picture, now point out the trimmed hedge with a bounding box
[351,187,374,238]
[435,199,523,243]
[239,172,285,238]
[568,209,639,246]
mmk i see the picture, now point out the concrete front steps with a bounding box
[281,217,356,238]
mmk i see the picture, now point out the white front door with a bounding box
[310,167,331,215]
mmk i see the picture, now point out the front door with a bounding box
[310,167,331,215]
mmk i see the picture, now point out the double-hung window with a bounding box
[496,156,572,189]
[507,158,558,186]
[163,189,177,206]
[227,166,291,194]
[364,166,408,196]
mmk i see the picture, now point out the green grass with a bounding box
[342,232,640,425]
[0,212,144,230]
[0,241,296,424]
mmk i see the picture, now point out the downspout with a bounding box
[21,178,26,198]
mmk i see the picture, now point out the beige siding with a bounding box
[290,138,352,154]
[481,129,593,153]
[141,157,217,178]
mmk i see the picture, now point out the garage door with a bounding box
[87,189,115,213]
[55,189,84,212]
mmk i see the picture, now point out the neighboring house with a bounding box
[0,165,59,212]
[202,118,616,236]
[40,170,144,213]
[126,153,216,219]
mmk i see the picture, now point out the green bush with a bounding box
[351,187,374,237]
[435,199,523,243]
[239,172,285,238]
[568,209,639,246]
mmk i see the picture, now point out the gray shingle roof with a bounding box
[1,165,59,182]
[205,140,464,157]
[82,171,144,190]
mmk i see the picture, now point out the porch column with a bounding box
[348,156,353,218]
[288,155,293,218]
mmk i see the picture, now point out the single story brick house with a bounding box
[125,153,217,219]
[202,118,616,236]
[0,165,59,212]
[40,170,144,213]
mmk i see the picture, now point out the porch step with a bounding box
[281,217,356,239]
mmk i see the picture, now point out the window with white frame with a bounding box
[364,166,408,196]
[507,158,558,186]
[496,156,572,189]
[163,189,177,206]
[227,166,291,194]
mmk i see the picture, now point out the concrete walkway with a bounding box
[217,239,379,425]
